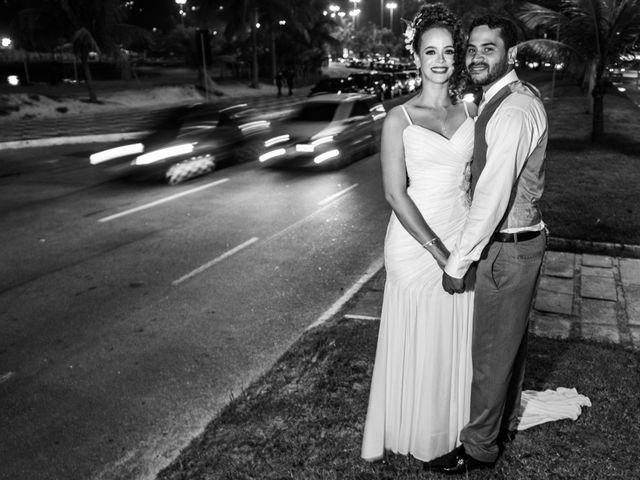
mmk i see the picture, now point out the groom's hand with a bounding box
[442,272,465,295]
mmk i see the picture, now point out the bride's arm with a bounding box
[381,106,450,269]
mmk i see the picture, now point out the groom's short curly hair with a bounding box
[468,14,518,50]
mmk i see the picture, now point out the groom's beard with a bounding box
[467,60,509,86]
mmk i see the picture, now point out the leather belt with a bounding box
[493,230,542,243]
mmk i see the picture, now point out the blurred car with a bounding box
[258,93,386,170]
[89,103,271,184]
[346,72,385,101]
[308,76,355,96]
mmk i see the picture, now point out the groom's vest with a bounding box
[471,81,547,231]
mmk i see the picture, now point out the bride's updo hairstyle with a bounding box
[404,2,467,101]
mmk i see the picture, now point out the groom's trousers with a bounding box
[460,232,545,463]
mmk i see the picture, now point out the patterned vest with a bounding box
[471,80,547,231]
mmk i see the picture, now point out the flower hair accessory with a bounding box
[402,19,416,55]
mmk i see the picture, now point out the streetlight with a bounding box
[175,0,186,26]
[349,9,361,29]
[329,4,340,18]
[349,0,361,29]
[386,2,397,33]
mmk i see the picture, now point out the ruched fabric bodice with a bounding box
[362,110,476,463]
[384,118,474,288]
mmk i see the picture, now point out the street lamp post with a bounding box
[175,0,186,26]
[349,0,361,29]
[386,2,397,34]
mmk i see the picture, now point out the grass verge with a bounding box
[157,317,640,479]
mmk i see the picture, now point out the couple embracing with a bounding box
[361,3,548,474]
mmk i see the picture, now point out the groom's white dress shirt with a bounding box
[445,70,548,279]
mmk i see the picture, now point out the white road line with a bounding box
[264,183,359,245]
[343,314,381,321]
[98,178,229,223]
[306,255,384,331]
[0,371,16,385]
[172,237,259,286]
[318,183,359,206]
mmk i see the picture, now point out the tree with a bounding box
[514,0,640,141]
[14,0,150,102]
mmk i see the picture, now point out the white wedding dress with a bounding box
[361,105,475,462]
[360,104,591,463]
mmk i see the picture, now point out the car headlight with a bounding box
[90,143,144,165]
[313,149,340,164]
[133,143,195,165]
[264,134,290,147]
[311,135,334,146]
[259,148,286,162]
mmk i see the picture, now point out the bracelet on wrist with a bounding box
[421,237,438,249]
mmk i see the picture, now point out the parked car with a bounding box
[89,103,271,184]
[258,93,386,170]
[378,72,403,99]
[393,72,412,95]
[309,76,355,96]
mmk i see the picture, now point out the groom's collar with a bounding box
[482,70,519,106]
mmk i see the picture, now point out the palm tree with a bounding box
[15,0,149,102]
[514,0,640,141]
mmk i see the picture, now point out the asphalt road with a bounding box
[0,143,391,480]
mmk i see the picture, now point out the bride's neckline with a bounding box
[406,116,472,142]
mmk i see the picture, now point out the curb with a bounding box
[0,131,149,150]
[547,237,640,259]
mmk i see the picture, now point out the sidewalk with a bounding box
[346,252,640,351]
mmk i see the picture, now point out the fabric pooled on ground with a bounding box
[518,387,592,431]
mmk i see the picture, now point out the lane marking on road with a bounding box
[264,183,360,245]
[98,178,229,223]
[306,255,384,331]
[172,237,259,286]
[318,183,359,206]
[343,314,381,321]
[0,371,16,385]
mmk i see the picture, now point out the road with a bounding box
[0,142,391,479]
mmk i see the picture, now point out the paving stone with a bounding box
[581,298,617,326]
[620,258,640,286]
[538,275,573,295]
[582,254,613,268]
[581,275,617,301]
[630,326,640,349]
[581,323,620,344]
[534,290,573,315]
[581,266,614,278]
[531,312,571,339]
[349,290,383,318]
[625,285,640,326]
[543,251,574,278]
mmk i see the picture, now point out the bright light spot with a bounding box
[256,22,261,29]
[264,134,290,147]
[134,144,194,165]
[618,86,626,92]
[259,148,286,162]
[90,143,144,164]
[296,144,314,153]
[279,20,286,25]
[239,120,270,132]
[7,75,19,86]
[311,136,334,146]
[338,11,345,17]
[1,37,12,48]
[463,93,476,103]
[313,149,340,164]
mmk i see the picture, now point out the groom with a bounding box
[435,14,548,474]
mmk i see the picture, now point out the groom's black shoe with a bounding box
[424,446,494,475]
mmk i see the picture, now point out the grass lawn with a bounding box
[157,317,640,480]
[540,79,640,246]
